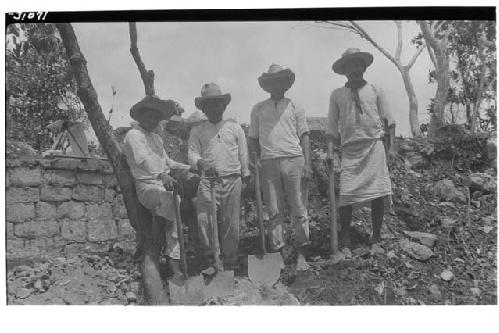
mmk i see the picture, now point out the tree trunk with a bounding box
[470,50,488,134]
[56,23,168,305]
[400,67,422,136]
[428,44,449,140]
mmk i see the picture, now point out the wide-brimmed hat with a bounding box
[332,48,373,75]
[194,83,231,110]
[258,64,295,91]
[130,95,178,121]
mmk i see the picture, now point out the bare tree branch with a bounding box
[407,44,425,69]
[350,21,400,67]
[320,21,362,37]
[395,21,403,61]
[129,22,155,96]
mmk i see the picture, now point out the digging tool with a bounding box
[248,152,283,287]
[168,184,205,305]
[203,176,234,299]
[327,149,345,265]
[328,157,340,258]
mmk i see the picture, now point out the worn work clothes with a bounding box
[123,123,190,181]
[196,176,242,266]
[326,83,394,207]
[326,84,395,147]
[248,98,309,160]
[123,123,189,260]
[260,156,310,251]
[135,180,180,259]
[188,119,249,178]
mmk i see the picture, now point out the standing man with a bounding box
[123,95,190,280]
[188,83,249,272]
[248,64,312,271]
[327,48,396,249]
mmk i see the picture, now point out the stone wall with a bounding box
[5,158,135,256]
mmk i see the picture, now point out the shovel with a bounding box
[203,177,234,299]
[168,184,205,305]
[248,153,283,287]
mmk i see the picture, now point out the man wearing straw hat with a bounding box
[123,95,191,280]
[188,83,249,272]
[248,64,312,271]
[327,48,396,249]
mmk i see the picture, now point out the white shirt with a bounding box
[188,119,249,178]
[123,123,189,182]
[248,98,309,160]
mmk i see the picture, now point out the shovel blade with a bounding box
[248,252,283,287]
[204,270,235,299]
[169,275,206,305]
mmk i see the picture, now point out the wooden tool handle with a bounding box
[210,180,223,272]
[328,162,339,255]
[253,152,267,255]
[172,185,188,277]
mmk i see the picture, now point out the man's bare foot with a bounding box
[296,249,310,271]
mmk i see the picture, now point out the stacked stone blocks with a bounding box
[5,158,135,253]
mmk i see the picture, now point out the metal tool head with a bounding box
[248,252,283,287]
[168,275,206,305]
[203,270,235,300]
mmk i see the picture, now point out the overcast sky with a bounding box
[74,21,436,137]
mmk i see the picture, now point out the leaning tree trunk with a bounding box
[400,67,421,136]
[56,23,168,305]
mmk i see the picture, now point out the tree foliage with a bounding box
[418,20,496,135]
[6,23,88,152]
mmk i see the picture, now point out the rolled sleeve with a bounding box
[294,103,309,138]
[236,125,250,177]
[375,86,395,126]
[248,105,260,139]
[326,91,340,139]
[188,126,202,170]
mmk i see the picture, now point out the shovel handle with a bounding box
[209,179,223,272]
[172,184,188,278]
[253,152,267,255]
[327,154,339,255]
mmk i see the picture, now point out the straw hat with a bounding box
[194,83,231,110]
[332,48,373,75]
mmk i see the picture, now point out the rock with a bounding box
[341,247,352,259]
[9,167,42,187]
[395,287,406,297]
[440,270,454,281]
[370,243,385,255]
[329,252,346,264]
[399,239,434,261]
[428,284,442,301]
[126,291,137,302]
[483,226,494,234]
[434,179,466,202]
[34,279,43,291]
[6,203,36,222]
[16,288,32,299]
[441,217,457,228]
[466,173,497,193]
[403,230,438,248]
[470,287,481,297]
[386,250,397,259]
[403,151,427,170]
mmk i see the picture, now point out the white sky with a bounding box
[74,21,436,137]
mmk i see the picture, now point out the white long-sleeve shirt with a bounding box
[188,119,249,178]
[123,123,190,182]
